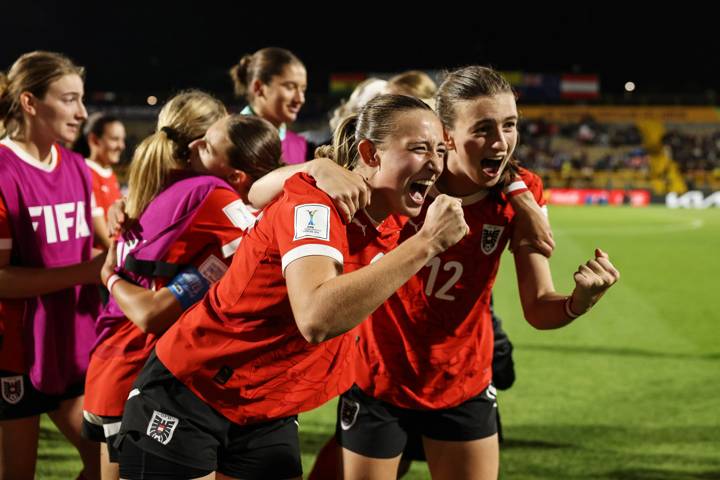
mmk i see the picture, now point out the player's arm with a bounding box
[92,215,112,250]
[248,158,370,221]
[102,275,185,335]
[286,194,468,343]
[90,192,113,250]
[0,248,104,298]
[106,198,128,238]
[101,188,241,334]
[0,260,104,297]
[506,178,554,257]
[100,240,207,335]
[513,244,620,330]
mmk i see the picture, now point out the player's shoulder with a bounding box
[282,172,337,207]
[55,143,84,165]
[517,166,543,188]
[284,172,318,193]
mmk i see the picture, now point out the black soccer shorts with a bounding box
[336,383,498,458]
[0,371,84,420]
[116,351,302,479]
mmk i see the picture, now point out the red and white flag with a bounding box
[561,74,600,99]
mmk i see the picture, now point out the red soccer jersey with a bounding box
[86,159,123,250]
[84,187,251,416]
[85,159,122,220]
[0,195,26,374]
[0,194,11,251]
[355,168,546,409]
[156,173,401,426]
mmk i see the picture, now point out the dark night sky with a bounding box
[3,3,718,100]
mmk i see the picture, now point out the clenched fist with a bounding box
[419,194,470,255]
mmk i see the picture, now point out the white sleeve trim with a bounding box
[281,244,344,277]
[0,238,11,249]
[505,180,528,193]
[221,236,242,258]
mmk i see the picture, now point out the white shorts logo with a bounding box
[1,376,23,404]
[486,384,497,400]
[481,224,504,255]
[294,204,330,241]
[339,397,360,431]
[146,410,179,445]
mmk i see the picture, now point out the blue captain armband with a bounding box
[166,266,211,310]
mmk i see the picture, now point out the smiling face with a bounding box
[91,121,126,166]
[253,63,307,126]
[444,92,518,193]
[362,109,446,219]
[31,73,87,144]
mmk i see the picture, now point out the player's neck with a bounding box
[10,132,54,164]
[436,152,487,197]
[89,153,110,168]
[436,171,484,198]
[364,203,387,225]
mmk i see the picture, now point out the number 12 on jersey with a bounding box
[424,257,463,301]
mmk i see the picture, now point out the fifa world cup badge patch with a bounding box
[1,376,23,404]
[294,204,330,241]
[481,224,504,255]
[146,410,179,445]
[340,397,360,430]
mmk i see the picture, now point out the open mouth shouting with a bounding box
[409,177,435,205]
[481,157,506,178]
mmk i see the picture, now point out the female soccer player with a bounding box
[81,91,287,479]
[0,50,104,480]
[337,66,620,480]
[78,112,126,250]
[229,47,309,164]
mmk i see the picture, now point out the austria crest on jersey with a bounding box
[146,410,179,445]
[1,376,24,404]
[294,204,330,241]
[481,224,504,255]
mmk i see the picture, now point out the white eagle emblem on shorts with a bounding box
[340,397,360,431]
[481,224,504,255]
[146,410,179,445]
[1,376,23,404]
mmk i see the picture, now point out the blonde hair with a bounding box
[125,90,226,218]
[328,78,388,132]
[386,70,437,102]
[0,51,84,138]
[317,94,434,170]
